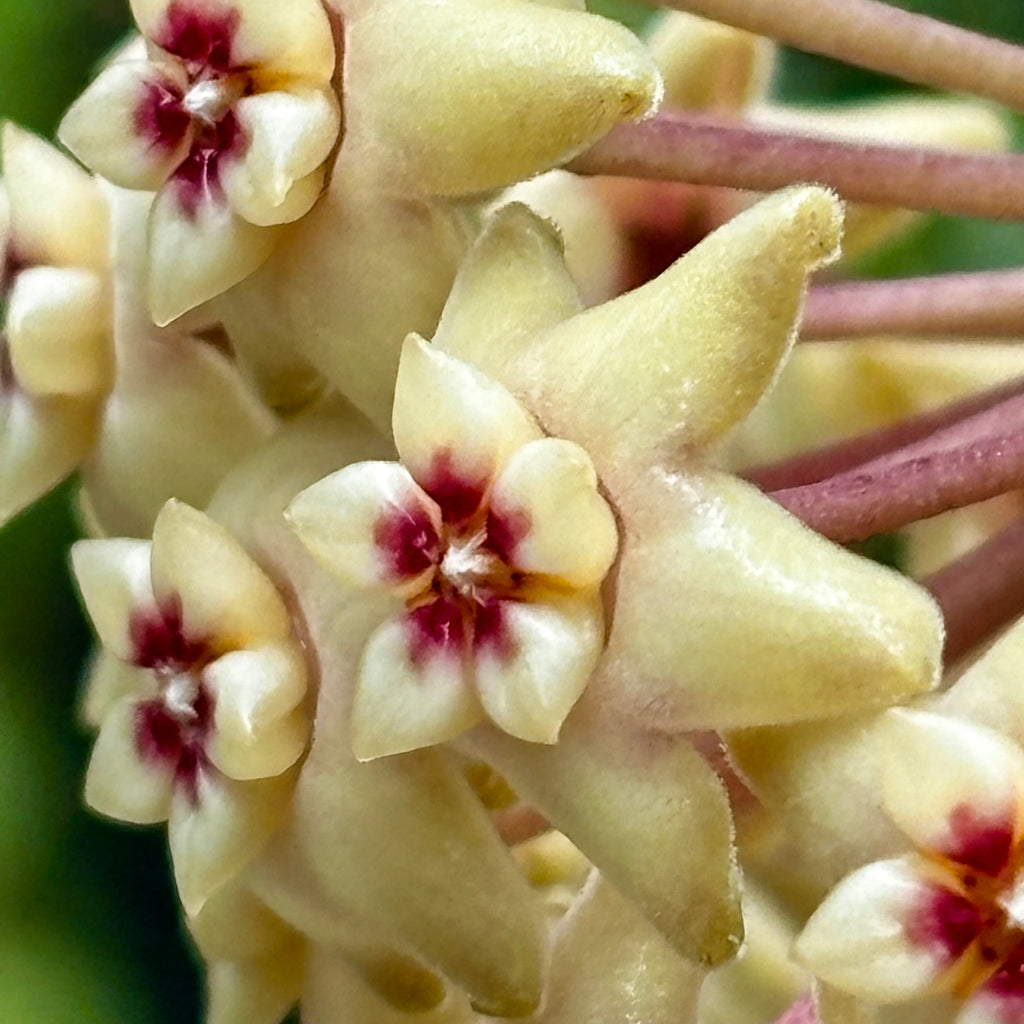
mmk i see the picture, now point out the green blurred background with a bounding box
[2,0,1024,1020]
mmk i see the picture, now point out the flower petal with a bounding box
[203,642,309,780]
[473,596,604,744]
[58,60,193,192]
[79,650,145,730]
[600,470,942,730]
[878,709,1024,874]
[466,707,742,966]
[959,986,1024,1024]
[148,182,279,325]
[392,336,542,520]
[71,537,156,661]
[6,266,111,397]
[204,948,304,1024]
[150,499,293,651]
[220,85,338,225]
[431,202,583,363]
[168,767,294,915]
[2,123,108,270]
[286,461,442,596]
[488,438,617,588]
[84,695,174,824]
[459,187,843,489]
[341,0,660,195]
[795,857,974,1002]
[352,606,483,760]
[538,873,705,1024]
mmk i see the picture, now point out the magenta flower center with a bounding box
[129,599,216,802]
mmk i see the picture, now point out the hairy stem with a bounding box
[656,0,1024,111]
[747,377,1024,492]
[569,114,1024,221]
[926,517,1024,663]
[768,393,1024,542]
[803,270,1024,339]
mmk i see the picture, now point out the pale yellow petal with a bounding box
[204,945,304,1024]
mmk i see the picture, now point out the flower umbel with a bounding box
[287,337,618,759]
[72,498,309,914]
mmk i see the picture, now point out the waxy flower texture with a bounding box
[9,0,1024,1022]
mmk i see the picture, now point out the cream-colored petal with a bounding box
[600,470,942,730]
[466,187,843,488]
[537,873,705,1024]
[287,461,441,595]
[71,537,156,661]
[79,650,145,729]
[878,709,1024,872]
[432,202,583,363]
[466,706,741,965]
[203,642,308,780]
[795,857,967,1003]
[148,182,279,325]
[214,165,468,434]
[84,695,174,824]
[58,60,192,192]
[393,336,542,515]
[2,123,108,270]
[169,768,294,915]
[205,946,304,1024]
[474,596,604,744]
[226,164,325,228]
[650,10,774,113]
[958,990,1024,1024]
[0,391,98,527]
[150,499,292,652]
[188,877,297,962]
[82,329,275,538]
[488,437,617,587]
[341,0,661,196]
[352,609,483,760]
[131,0,336,82]
[6,266,111,397]
[0,183,10,264]
[220,86,338,225]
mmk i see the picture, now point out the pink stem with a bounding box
[569,114,1024,222]
[925,517,1024,664]
[657,0,1024,111]
[803,270,1024,339]
[770,994,818,1024]
[769,394,1024,542]
[747,377,1024,492]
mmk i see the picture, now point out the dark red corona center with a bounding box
[419,451,486,524]
[129,599,208,671]
[946,804,1016,877]
[907,884,983,964]
[172,111,245,219]
[156,0,241,72]
[135,683,214,804]
[375,505,441,582]
[136,78,191,152]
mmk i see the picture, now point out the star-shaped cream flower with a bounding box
[796,709,1024,1024]
[72,498,309,914]
[60,0,340,325]
[0,123,112,526]
[287,336,618,759]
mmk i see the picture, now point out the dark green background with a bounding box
[2,0,1023,1019]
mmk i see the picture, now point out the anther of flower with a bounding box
[287,335,618,759]
[71,498,309,915]
[59,0,340,325]
[0,123,113,526]
[796,708,1024,1024]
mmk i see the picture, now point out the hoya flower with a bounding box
[60,0,340,325]
[796,708,1024,1024]
[214,0,662,426]
[287,336,618,759]
[72,498,309,914]
[0,123,112,525]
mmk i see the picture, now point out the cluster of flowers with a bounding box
[9,0,1024,1021]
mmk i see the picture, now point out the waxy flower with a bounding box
[72,499,309,914]
[0,124,112,525]
[60,0,340,325]
[287,336,618,759]
[797,709,1024,1024]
